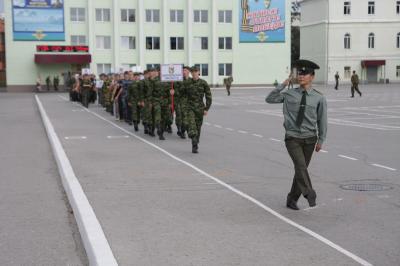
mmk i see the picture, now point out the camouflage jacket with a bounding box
[185,78,212,111]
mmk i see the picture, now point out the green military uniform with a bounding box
[140,76,154,135]
[128,79,142,131]
[184,76,212,153]
[266,59,327,210]
[174,76,192,138]
[350,72,362,97]
[224,76,233,96]
[81,79,92,108]
[151,77,171,140]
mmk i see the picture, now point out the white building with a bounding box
[300,0,400,84]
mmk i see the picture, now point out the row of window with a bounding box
[71,8,232,23]
[344,1,400,15]
[344,33,400,49]
[72,35,233,51]
[96,63,233,76]
[343,66,400,78]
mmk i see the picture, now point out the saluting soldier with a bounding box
[266,59,327,210]
[184,66,212,153]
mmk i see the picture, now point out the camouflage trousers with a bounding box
[130,102,142,123]
[153,101,171,130]
[81,89,90,108]
[185,107,204,143]
[174,102,184,128]
[142,100,153,126]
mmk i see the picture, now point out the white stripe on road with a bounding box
[320,149,328,153]
[371,164,397,171]
[64,136,87,140]
[225,128,234,131]
[204,122,211,126]
[238,130,248,134]
[338,155,358,161]
[57,95,372,266]
[36,95,118,266]
[214,124,223,128]
[107,135,130,139]
[269,138,282,142]
[252,134,263,138]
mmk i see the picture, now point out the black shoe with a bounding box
[180,132,186,139]
[128,121,133,126]
[286,198,299,210]
[305,191,317,207]
[192,144,198,153]
[167,125,172,134]
[133,122,139,132]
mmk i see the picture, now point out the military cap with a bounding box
[294,59,320,75]
[190,66,200,72]
[133,72,141,76]
[143,70,149,75]
[183,65,191,70]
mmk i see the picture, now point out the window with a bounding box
[368,33,375,48]
[397,33,400,48]
[194,64,209,76]
[344,1,351,15]
[218,10,232,23]
[170,9,184,22]
[146,37,160,50]
[344,66,351,79]
[170,37,184,50]
[397,1,400,14]
[96,8,111,22]
[71,35,86,45]
[96,36,111,49]
[193,37,208,50]
[70,8,85,22]
[146,9,160,22]
[219,63,233,76]
[121,9,135,22]
[368,1,375,15]
[146,64,160,70]
[344,33,351,49]
[219,37,232,50]
[121,36,136,50]
[97,64,112,74]
[121,64,136,71]
[396,66,400,78]
[194,10,208,23]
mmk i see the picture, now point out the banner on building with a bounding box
[12,0,65,41]
[239,0,285,43]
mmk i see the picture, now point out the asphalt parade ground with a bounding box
[1,84,399,265]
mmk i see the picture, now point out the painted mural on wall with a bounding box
[240,0,286,43]
[12,0,65,41]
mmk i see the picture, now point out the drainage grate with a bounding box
[340,183,393,192]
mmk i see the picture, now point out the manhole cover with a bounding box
[340,184,393,191]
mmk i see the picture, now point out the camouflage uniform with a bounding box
[81,79,92,108]
[184,78,212,152]
[128,80,142,131]
[174,77,192,138]
[151,77,171,140]
[103,79,112,113]
[140,77,153,135]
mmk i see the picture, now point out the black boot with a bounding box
[286,195,299,210]
[157,126,165,140]
[177,126,182,137]
[180,128,186,139]
[167,124,172,134]
[133,121,139,132]
[149,126,155,137]
[144,124,149,134]
[191,139,198,153]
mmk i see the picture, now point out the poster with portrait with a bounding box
[239,0,286,43]
[12,0,65,41]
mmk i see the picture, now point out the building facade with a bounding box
[300,0,400,84]
[0,18,5,87]
[4,0,291,91]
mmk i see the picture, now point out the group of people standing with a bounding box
[70,66,212,154]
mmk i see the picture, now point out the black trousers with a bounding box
[285,136,317,201]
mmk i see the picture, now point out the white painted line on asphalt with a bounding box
[269,138,282,142]
[107,135,130,139]
[320,149,328,153]
[225,127,234,131]
[238,130,248,134]
[64,136,87,140]
[377,195,390,199]
[72,109,85,112]
[214,124,223,128]
[67,96,372,266]
[252,134,263,138]
[371,164,397,171]
[204,122,211,126]
[338,155,358,161]
[37,95,118,266]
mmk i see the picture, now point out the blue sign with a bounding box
[239,0,286,43]
[12,0,65,41]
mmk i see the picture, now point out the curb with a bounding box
[35,95,118,266]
